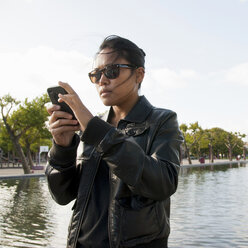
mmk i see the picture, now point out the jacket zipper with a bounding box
[72,154,101,248]
[108,170,113,248]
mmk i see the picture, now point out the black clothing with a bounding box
[77,160,110,247]
[46,96,183,248]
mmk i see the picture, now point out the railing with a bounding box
[0,161,22,168]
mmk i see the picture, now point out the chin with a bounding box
[100,98,113,107]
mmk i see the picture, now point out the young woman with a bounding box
[46,35,183,248]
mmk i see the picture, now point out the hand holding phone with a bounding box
[46,85,80,147]
[47,86,76,119]
[47,82,94,144]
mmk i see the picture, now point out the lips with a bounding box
[99,89,112,97]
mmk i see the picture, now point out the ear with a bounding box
[135,67,145,85]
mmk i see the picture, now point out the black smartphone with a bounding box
[47,86,76,119]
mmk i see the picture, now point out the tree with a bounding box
[0,121,12,155]
[232,132,246,159]
[240,134,247,160]
[0,121,16,164]
[202,129,214,163]
[224,132,239,161]
[188,122,203,158]
[0,94,51,174]
[180,122,246,163]
[208,128,227,159]
[0,94,30,173]
[18,94,51,168]
[180,123,192,164]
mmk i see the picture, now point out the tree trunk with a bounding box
[27,147,34,169]
[228,148,232,161]
[4,121,30,174]
[209,144,214,163]
[184,141,192,164]
[243,147,246,160]
[13,139,30,174]
[12,150,15,164]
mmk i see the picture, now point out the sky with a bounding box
[0,0,247,140]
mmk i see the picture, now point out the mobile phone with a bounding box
[47,86,76,119]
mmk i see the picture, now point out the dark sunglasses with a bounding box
[88,64,137,84]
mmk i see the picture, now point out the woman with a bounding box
[46,35,183,248]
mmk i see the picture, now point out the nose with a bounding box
[98,72,110,86]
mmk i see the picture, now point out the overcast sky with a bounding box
[0,0,247,140]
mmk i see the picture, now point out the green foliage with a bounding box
[0,121,13,153]
[0,93,52,157]
[180,123,245,160]
[17,94,52,152]
[0,93,246,163]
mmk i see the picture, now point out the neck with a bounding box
[110,95,139,127]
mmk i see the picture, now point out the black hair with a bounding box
[97,35,146,68]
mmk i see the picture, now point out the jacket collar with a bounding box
[103,96,153,124]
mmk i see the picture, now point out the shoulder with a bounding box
[138,96,177,122]
[149,105,178,123]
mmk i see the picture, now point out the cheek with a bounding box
[113,73,136,90]
[95,85,100,93]
[115,80,137,96]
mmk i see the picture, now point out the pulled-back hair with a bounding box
[98,35,146,68]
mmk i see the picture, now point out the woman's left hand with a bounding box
[57,81,93,131]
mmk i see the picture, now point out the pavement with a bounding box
[0,163,46,179]
[181,158,231,165]
[0,159,246,179]
[0,167,45,176]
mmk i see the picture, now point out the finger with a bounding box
[58,81,76,94]
[50,118,78,129]
[57,89,79,111]
[49,110,74,124]
[57,93,68,103]
[46,104,60,116]
[50,125,80,136]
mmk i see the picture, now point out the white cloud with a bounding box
[0,46,106,115]
[140,67,200,117]
[140,64,248,136]
[147,67,198,89]
[225,63,248,85]
[0,47,89,93]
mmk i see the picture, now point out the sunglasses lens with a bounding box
[89,71,101,84]
[105,65,119,79]
[89,64,123,83]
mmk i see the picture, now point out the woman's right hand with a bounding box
[47,104,80,147]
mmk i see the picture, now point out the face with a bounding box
[92,48,144,107]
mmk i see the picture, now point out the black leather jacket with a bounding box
[46,96,183,248]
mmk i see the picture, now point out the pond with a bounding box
[0,162,247,248]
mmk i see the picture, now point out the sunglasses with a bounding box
[88,64,137,84]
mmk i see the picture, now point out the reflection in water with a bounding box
[170,163,248,248]
[0,178,72,248]
[0,178,52,247]
[0,163,247,248]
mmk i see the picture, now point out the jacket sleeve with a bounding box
[81,112,183,201]
[45,134,81,205]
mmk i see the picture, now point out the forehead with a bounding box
[94,48,126,68]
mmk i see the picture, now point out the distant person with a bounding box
[46,35,183,248]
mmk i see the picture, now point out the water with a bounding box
[0,162,247,248]
[0,177,73,248]
[170,163,248,248]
